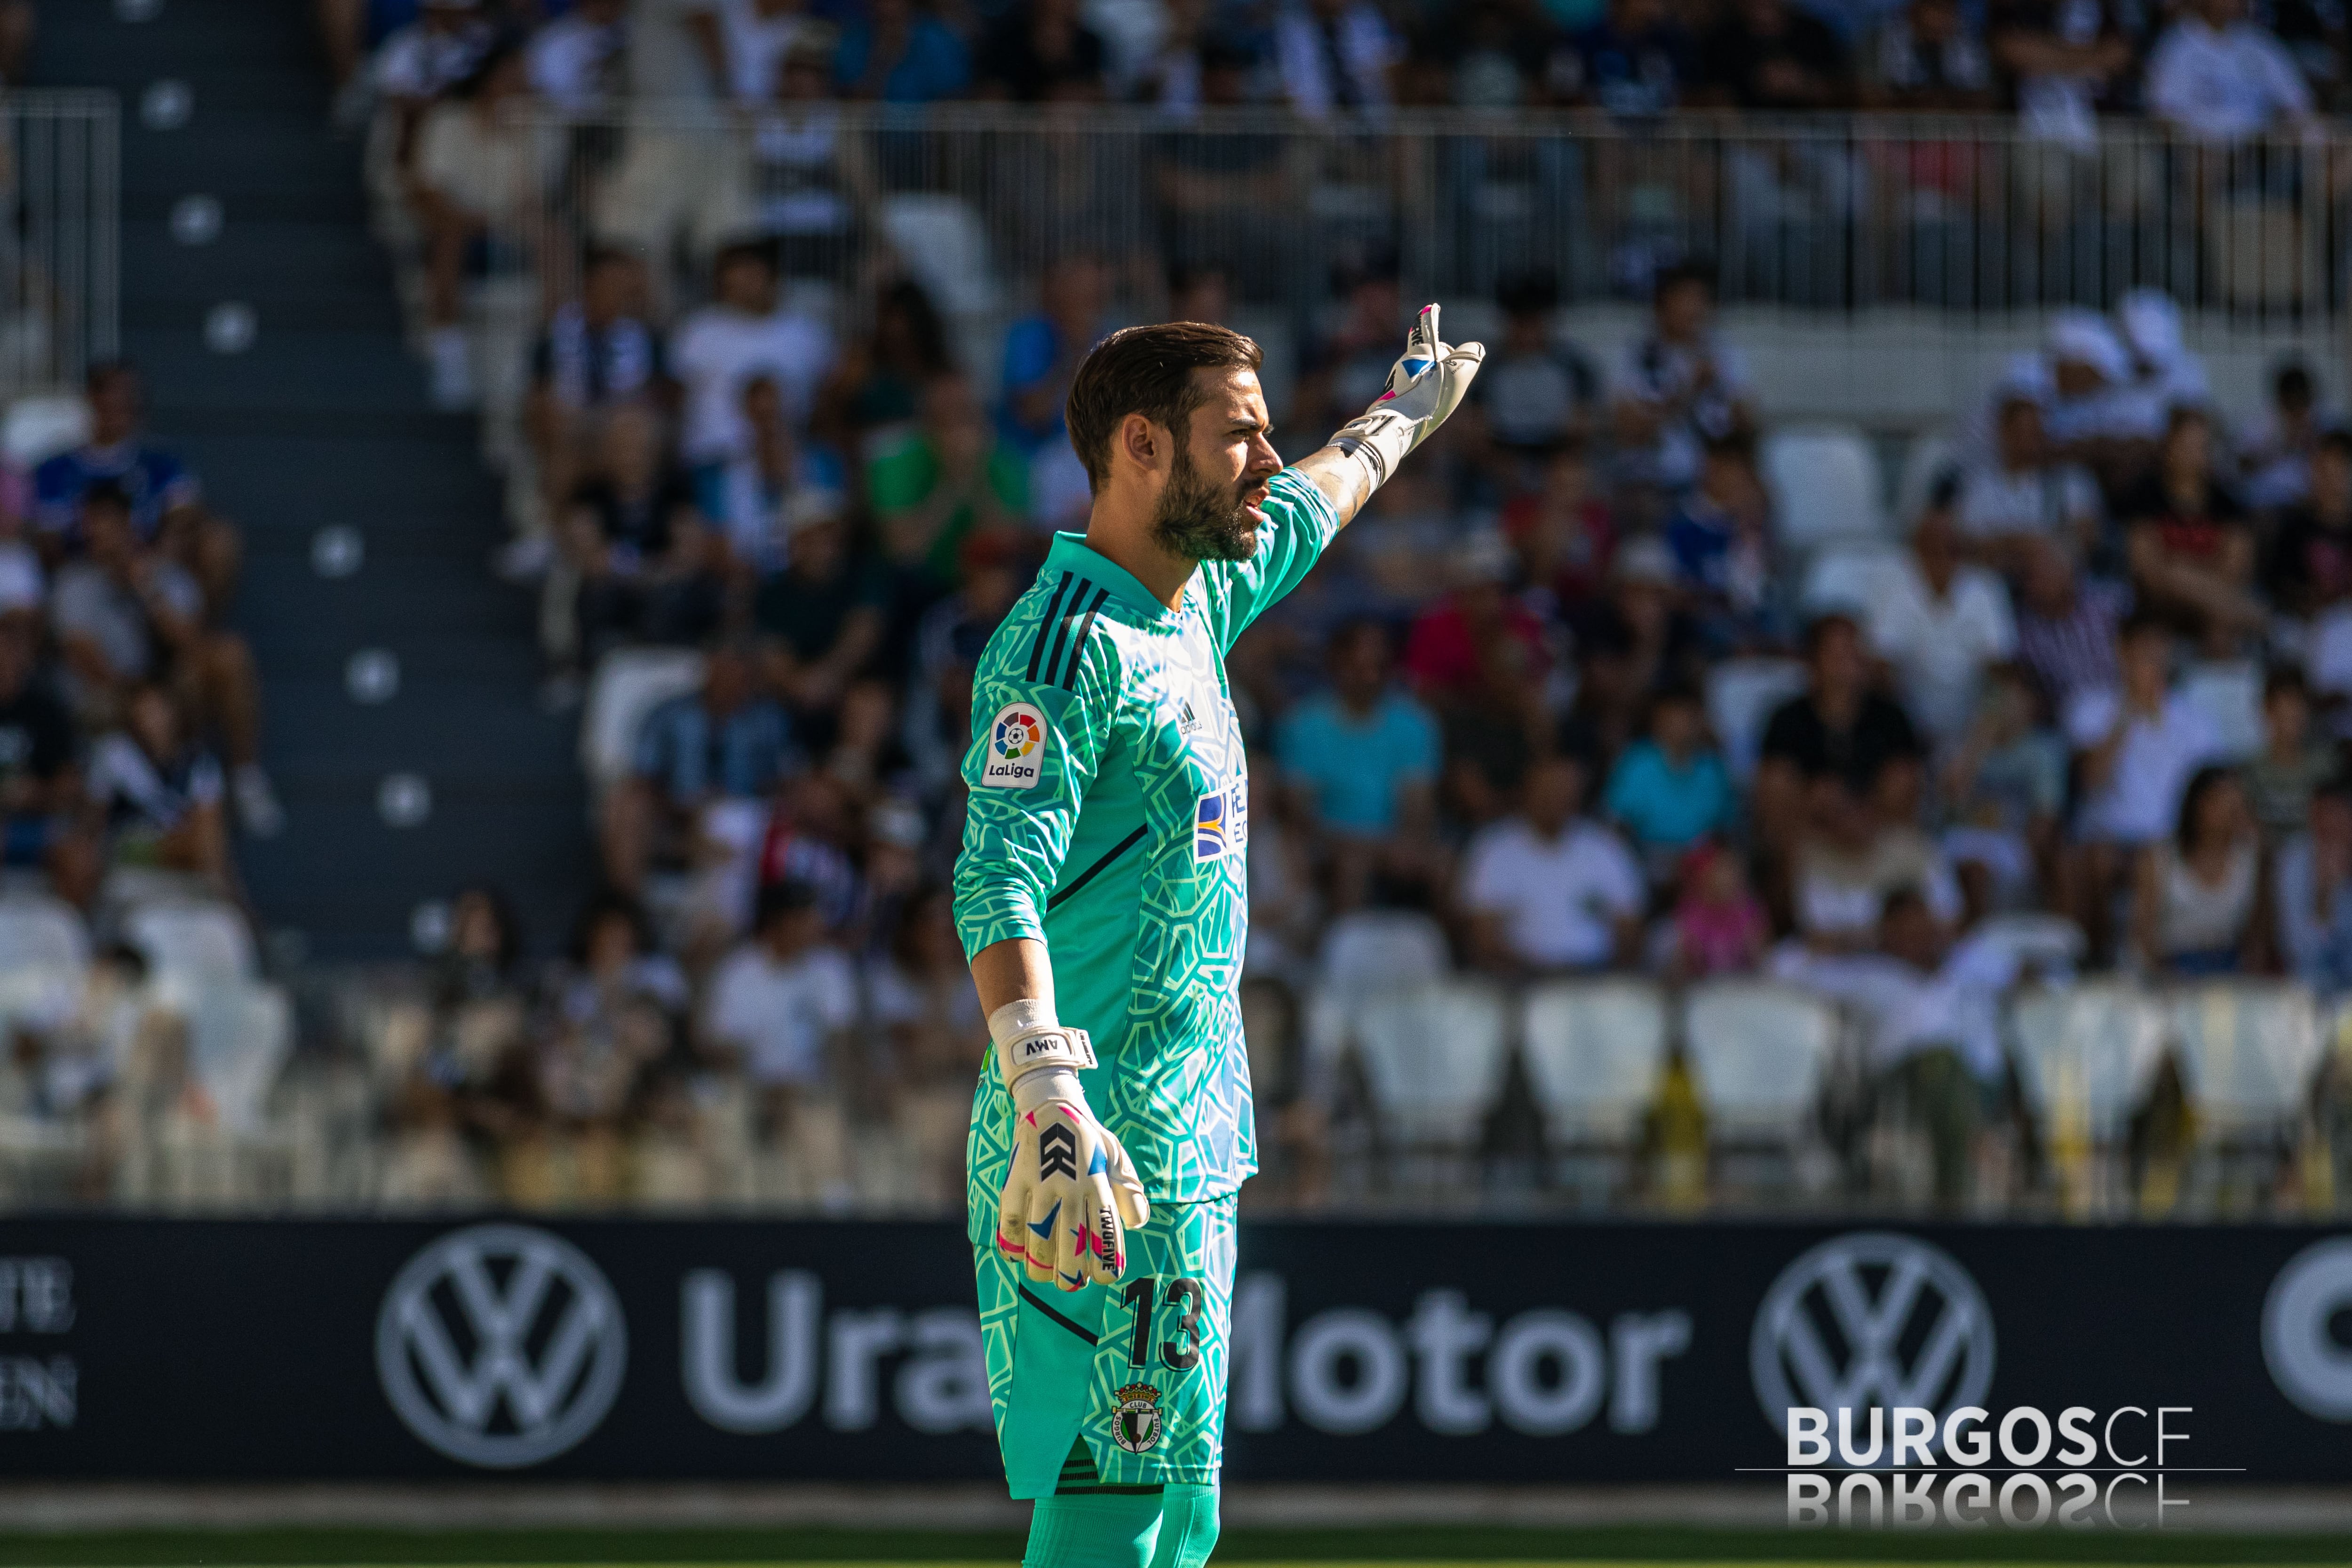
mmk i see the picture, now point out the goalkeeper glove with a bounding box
[1329,302,1486,491]
[990,999,1150,1292]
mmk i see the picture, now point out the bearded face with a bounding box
[1149,438,1262,564]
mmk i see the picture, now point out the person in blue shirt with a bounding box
[835,0,971,103]
[1275,618,1440,841]
[1602,680,1737,881]
[602,642,795,894]
[33,362,202,551]
[1557,0,1694,118]
[999,252,1109,453]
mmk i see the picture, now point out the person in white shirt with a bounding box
[2145,0,2315,144]
[1955,393,2103,565]
[1463,753,1646,973]
[670,242,836,475]
[2065,612,2225,956]
[701,879,858,1202]
[1865,503,2018,743]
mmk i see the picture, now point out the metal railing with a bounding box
[486,105,2352,330]
[0,90,116,398]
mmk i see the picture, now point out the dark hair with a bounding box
[1327,616,1391,661]
[753,879,821,933]
[85,358,136,396]
[1651,679,1705,713]
[1653,258,1716,304]
[877,277,951,375]
[2319,428,2352,462]
[2176,764,2241,851]
[1802,612,1860,657]
[2119,608,2174,645]
[1496,269,1559,318]
[2265,665,2310,705]
[1878,886,1930,925]
[1064,321,1263,492]
[450,40,524,100]
[566,887,652,964]
[2276,358,2316,403]
[713,238,779,282]
[81,480,132,517]
[1701,429,1756,464]
[581,244,635,276]
[452,883,525,976]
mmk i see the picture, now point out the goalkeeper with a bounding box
[952,308,1482,1568]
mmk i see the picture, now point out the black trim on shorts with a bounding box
[1018,1283,1099,1345]
[1045,824,1151,912]
[1056,1484,1168,1496]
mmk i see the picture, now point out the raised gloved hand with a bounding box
[990,1001,1150,1291]
[1329,303,1486,489]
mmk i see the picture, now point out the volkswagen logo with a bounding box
[376,1223,628,1468]
[1751,1232,1995,1452]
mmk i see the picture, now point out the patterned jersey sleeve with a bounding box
[1195,466,1342,653]
[952,625,1119,961]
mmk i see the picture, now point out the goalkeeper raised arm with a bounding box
[953,309,1480,1567]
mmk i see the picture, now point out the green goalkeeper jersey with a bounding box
[953,467,1340,1207]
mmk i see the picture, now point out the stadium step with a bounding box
[33,0,594,961]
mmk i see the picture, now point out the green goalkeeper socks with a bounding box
[1021,1480,1221,1568]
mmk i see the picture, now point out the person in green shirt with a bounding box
[867,371,1027,591]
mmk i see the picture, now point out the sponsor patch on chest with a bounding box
[1193,779,1249,862]
[980,701,1049,789]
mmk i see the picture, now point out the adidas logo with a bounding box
[1177,700,1201,736]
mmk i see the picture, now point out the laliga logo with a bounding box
[1751,1232,1995,1456]
[376,1224,628,1468]
[994,709,1041,760]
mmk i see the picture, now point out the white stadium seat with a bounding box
[1681,981,1835,1140]
[2009,982,2168,1145]
[2177,660,2265,763]
[125,900,256,983]
[0,894,90,974]
[1352,980,1510,1151]
[2167,982,2324,1138]
[1519,979,1668,1145]
[1707,658,1808,782]
[1762,423,1885,551]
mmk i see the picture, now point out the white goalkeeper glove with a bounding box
[990,999,1149,1292]
[1328,303,1486,492]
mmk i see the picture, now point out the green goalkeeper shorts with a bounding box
[973,1194,1237,1498]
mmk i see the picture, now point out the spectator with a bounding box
[1755,613,1924,851]
[2275,772,2352,991]
[868,374,1027,595]
[1276,619,1440,842]
[84,683,229,888]
[1861,0,1994,109]
[626,0,730,100]
[701,880,857,1202]
[2264,430,2352,619]
[1402,530,1552,740]
[1567,538,1709,761]
[601,644,795,894]
[1954,393,2103,567]
[526,0,628,115]
[50,486,276,837]
[836,0,972,103]
[1603,682,1737,877]
[1274,0,1400,118]
[2040,311,2153,491]
[1475,272,1602,472]
[2114,289,2212,432]
[1667,840,1770,978]
[714,374,835,575]
[752,492,888,715]
[671,242,835,487]
[999,254,1110,454]
[1504,440,1617,608]
[407,44,553,412]
[2145,0,2316,143]
[1463,753,1646,974]
[1987,0,2134,149]
[2239,358,2333,511]
[556,406,716,666]
[0,620,94,908]
[2135,765,2265,973]
[1863,501,2018,744]
[1551,0,1693,115]
[1610,261,1756,496]
[2066,613,2226,952]
[1697,0,1850,110]
[2121,406,2264,648]
[977,0,1109,102]
[33,363,202,557]
[866,886,987,1208]
[721,0,819,103]
[1941,664,2068,917]
[1792,769,1962,949]
[524,247,666,556]
[372,0,495,149]
[2012,537,2126,715]
[531,891,686,1203]
[1663,432,1772,647]
[816,278,954,446]
[747,37,880,284]
[2243,667,2334,842]
[1443,0,1557,107]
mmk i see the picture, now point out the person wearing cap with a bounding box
[750,483,887,715]
[2042,309,2159,495]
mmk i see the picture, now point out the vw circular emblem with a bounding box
[376,1223,628,1468]
[1751,1231,1995,1452]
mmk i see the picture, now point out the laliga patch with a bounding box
[981,702,1049,789]
[1193,779,1248,861]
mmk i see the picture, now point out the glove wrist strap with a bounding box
[1007,1065,1084,1114]
[990,999,1096,1097]
[1329,409,1410,494]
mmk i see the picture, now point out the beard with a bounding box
[1150,445,1261,563]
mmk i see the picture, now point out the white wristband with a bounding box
[989,999,1097,1090]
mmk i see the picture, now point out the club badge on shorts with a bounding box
[981,702,1049,789]
[1111,1382,1164,1453]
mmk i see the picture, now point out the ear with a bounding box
[1117,412,1168,480]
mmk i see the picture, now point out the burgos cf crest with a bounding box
[981,702,1049,789]
[1112,1382,1164,1453]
